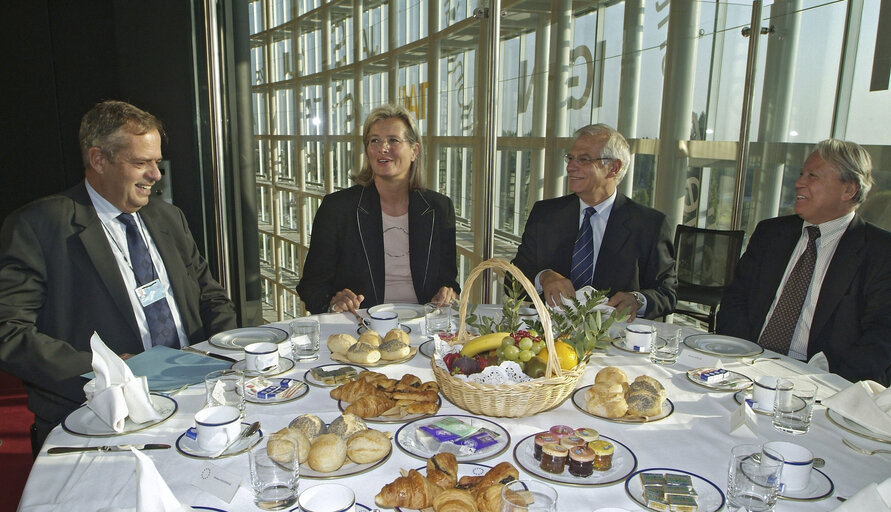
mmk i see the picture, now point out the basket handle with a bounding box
[455,258,562,378]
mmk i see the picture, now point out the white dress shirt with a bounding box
[86,181,187,350]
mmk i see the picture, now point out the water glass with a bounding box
[249,439,299,510]
[204,369,244,418]
[424,302,452,340]
[289,318,320,361]
[726,444,784,511]
[772,379,818,435]
[501,480,557,512]
[650,325,682,365]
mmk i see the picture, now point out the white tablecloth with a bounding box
[17,312,891,511]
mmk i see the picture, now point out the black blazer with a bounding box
[0,182,238,424]
[296,184,460,314]
[512,193,677,319]
[717,214,891,385]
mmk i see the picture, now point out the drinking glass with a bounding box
[204,369,244,418]
[772,379,818,435]
[249,439,299,510]
[726,444,784,511]
[650,325,682,365]
[289,318,320,361]
[501,480,557,512]
[424,302,452,340]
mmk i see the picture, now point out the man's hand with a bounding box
[539,270,576,307]
[607,291,640,319]
[430,286,457,307]
[329,289,365,314]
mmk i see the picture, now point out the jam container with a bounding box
[574,427,599,443]
[588,439,615,471]
[560,435,586,450]
[533,432,559,461]
[548,425,574,439]
[568,445,596,477]
[539,443,569,474]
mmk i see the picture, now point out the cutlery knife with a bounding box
[47,443,171,455]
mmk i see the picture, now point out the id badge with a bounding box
[136,279,167,307]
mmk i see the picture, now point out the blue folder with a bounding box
[82,345,232,392]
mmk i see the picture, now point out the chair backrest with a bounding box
[674,225,745,289]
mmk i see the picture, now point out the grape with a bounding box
[518,337,533,351]
[518,349,533,362]
[531,341,544,355]
[502,337,515,349]
[503,345,520,361]
[496,347,507,362]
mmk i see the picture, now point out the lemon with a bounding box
[537,340,578,370]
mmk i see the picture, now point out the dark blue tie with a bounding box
[570,207,597,289]
[117,214,179,348]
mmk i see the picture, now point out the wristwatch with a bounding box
[631,291,645,310]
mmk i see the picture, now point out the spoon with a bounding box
[213,421,260,458]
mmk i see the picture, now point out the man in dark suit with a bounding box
[717,140,891,385]
[0,100,237,450]
[512,123,677,319]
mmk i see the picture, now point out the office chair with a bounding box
[673,225,745,332]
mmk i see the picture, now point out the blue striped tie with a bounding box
[570,207,597,289]
[118,214,179,348]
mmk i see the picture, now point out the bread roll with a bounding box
[346,428,391,463]
[384,328,410,344]
[288,413,326,440]
[358,330,382,347]
[328,413,367,439]
[307,433,347,472]
[595,366,629,386]
[379,339,411,360]
[327,333,357,355]
[632,375,666,398]
[347,342,381,364]
[585,382,624,402]
[626,392,662,417]
[267,427,310,464]
[586,396,628,418]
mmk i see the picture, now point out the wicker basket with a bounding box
[430,258,586,417]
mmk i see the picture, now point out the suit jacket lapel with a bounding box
[593,194,632,283]
[810,216,865,347]
[408,190,435,290]
[356,186,384,304]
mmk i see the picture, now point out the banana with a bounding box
[459,332,511,357]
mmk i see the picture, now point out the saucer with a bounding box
[231,356,295,376]
[175,422,263,459]
[611,338,658,354]
[418,339,435,358]
[779,468,834,501]
[733,390,772,415]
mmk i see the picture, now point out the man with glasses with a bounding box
[512,124,677,319]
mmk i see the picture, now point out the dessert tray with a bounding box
[394,414,511,463]
[683,334,763,357]
[513,433,637,487]
[571,386,675,423]
[208,326,289,350]
[624,467,725,512]
[62,394,177,437]
[368,303,428,321]
[175,422,263,459]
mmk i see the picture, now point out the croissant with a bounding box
[344,394,397,418]
[391,389,439,402]
[375,469,441,508]
[397,373,422,388]
[456,475,483,489]
[357,370,388,384]
[330,380,383,403]
[419,381,440,393]
[474,484,503,512]
[403,401,440,415]
[426,452,459,489]
[433,489,478,512]
[470,462,519,495]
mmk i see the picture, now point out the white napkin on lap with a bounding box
[821,380,891,438]
[83,333,162,431]
[832,476,891,511]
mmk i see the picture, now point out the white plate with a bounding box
[62,394,177,437]
[337,394,441,424]
[826,408,891,444]
[683,334,764,357]
[394,414,511,463]
[244,378,309,404]
[357,323,412,336]
[175,422,263,459]
[393,462,493,512]
[208,327,289,350]
[303,364,366,388]
[686,368,753,392]
[513,433,637,487]
[733,390,773,415]
[779,468,834,501]
[330,346,418,367]
[418,339,435,358]
[368,303,428,322]
[625,467,725,512]
[231,357,296,376]
[571,386,675,423]
[301,440,392,480]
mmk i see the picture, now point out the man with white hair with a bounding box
[512,123,677,319]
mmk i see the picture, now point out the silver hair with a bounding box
[814,139,873,205]
[572,124,631,183]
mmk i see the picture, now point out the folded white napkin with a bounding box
[807,351,830,372]
[821,380,891,438]
[83,332,162,431]
[132,448,195,512]
[832,476,891,511]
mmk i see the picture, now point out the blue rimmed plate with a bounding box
[572,386,675,423]
[513,433,637,487]
[394,414,511,463]
[625,467,725,512]
[209,326,289,350]
[62,393,177,437]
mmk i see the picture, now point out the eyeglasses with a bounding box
[368,137,407,149]
[563,155,614,165]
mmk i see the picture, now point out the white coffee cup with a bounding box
[764,441,814,492]
[194,405,241,452]
[624,323,655,351]
[364,311,399,334]
[752,376,779,412]
[298,483,356,512]
[244,342,280,372]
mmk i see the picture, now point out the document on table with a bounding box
[82,346,231,393]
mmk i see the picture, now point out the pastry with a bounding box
[427,452,459,489]
[267,427,310,464]
[632,375,666,398]
[287,413,326,440]
[379,339,411,360]
[375,468,441,509]
[474,483,503,512]
[391,389,439,402]
[307,433,347,472]
[384,327,410,344]
[626,391,662,417]
[344,394,397,418]
[327,412,367,439]
[358,329,382,347]
[432,488,478,512]
[346,428,391,463]
[326,333,357,355]
[595,366,629,387]
[471,461,520,492]
[396,373,422,389]
[347,341,381,364]
[585,382,625,402]
[330,379,385,403]
[586,396,629,418]
[403,401,439,415]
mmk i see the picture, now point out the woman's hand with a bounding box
[429,286,457,307]
[328,289,365,314]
